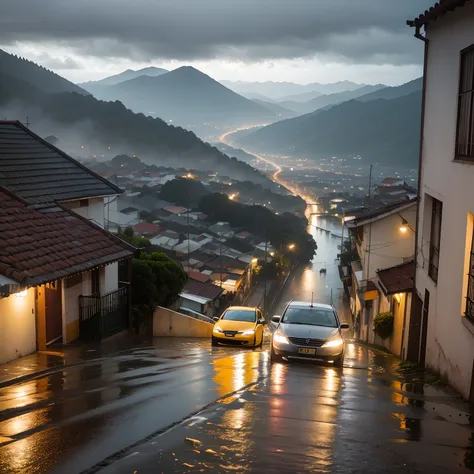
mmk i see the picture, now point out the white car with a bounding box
[271,301,350,367]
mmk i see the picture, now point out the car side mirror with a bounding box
[258,318,266,325]
[213,317,219,322]
[271,315,281,323]
[340,323,350,329]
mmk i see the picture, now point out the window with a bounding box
[91,268,100,294]
[466,231,474,322]
[456,46,474,158]
[428,198,443,283]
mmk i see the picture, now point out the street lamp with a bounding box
[288,243,295,250]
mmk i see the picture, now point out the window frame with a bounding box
[428,198,443,284]
[455,44,474,160]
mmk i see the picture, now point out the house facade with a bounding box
[346,200,416,350]
[0,121,135,364]
[408,0,474,399]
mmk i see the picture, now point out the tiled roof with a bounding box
[346,198,417,227]
[0,187,135,286]
[408,0,469,27]
[380,178,405,185]
[187,271,211,283]
[376,261,415,296]
[0,121,122,206]
[164,206,187,215]
[134,222,162,235]
[183,279,223,300]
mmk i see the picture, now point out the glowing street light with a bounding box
[288,243,295,250]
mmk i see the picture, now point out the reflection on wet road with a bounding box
[0,340,267,474]
[95,343,474,474]
[3,337,474,473]
[275,213,349,322]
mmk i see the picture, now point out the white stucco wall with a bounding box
[357,205,416,282]
[63,197,106,227]
[102,263,119,295]
[415,2,474,399]
[61,273,93,343]
[0,288,36,364]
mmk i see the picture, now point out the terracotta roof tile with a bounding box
[0,187,135,286]
[408,0,469,27]
[183,279,223,301]
[376,261,415,295]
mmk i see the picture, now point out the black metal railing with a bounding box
[79,285,130,341]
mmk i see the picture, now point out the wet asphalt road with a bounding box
[3,338,474,474]
[2,214,474,473]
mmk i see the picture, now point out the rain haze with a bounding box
[1,0,434,84]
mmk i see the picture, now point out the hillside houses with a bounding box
[0,121,135,364]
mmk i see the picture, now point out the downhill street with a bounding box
[1,206,474,473]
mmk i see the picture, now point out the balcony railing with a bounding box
[79,284,130,341]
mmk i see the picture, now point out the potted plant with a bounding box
[373,312,394,340]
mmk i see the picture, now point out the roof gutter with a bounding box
[406,18,430,328]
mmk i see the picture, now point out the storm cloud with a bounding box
[1,0,431,66]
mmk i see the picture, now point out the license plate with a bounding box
[224,333,235,337]
[298,347,316,355]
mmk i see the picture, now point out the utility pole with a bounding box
[340,210,345,266]
[367,164,373,209]
[186,207,190,275]
[219,241,223,288]
[263,239,268,317]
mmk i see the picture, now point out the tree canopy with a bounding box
[160,177,210,208]
[199,193,316,262]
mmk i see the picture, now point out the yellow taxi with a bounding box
[212,306,265,347]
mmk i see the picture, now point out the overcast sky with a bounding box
[0,0,433,85]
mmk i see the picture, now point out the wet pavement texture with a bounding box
[93,343,474,474]
[2,338,474,474]
[2,214,474,473]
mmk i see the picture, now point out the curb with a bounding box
[0,359,89,389]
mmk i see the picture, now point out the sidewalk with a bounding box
[0,331,152,388]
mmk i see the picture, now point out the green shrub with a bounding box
[374,312,394,339]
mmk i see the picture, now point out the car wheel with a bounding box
[211,336,219,347]
[270,345,281,362]
[333,355,344,368]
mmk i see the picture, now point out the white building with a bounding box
[0,121,135,364]
[408,0,474,400]
[346,200,416,347]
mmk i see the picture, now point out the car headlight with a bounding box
[273,333,289,344]
[322,337,343,348]
[214,327,223,333]
[241,329,255,336]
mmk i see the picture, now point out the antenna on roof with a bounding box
[25,116,30,129]
[311,292,314,308]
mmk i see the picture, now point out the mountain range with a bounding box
[80,66,169,87]
[235,81,423,169]
[0,50,277,188]
[81,67,277,136]
[279,84,387,114]
[221,80,366,101]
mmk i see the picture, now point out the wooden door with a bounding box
[45,280,62,344]
[407,292,423,363]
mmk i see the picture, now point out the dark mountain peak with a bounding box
[169,65,210,79]
[0,49,88,96]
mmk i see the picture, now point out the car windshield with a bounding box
[281,307,338,327]
[221,309,256,322]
